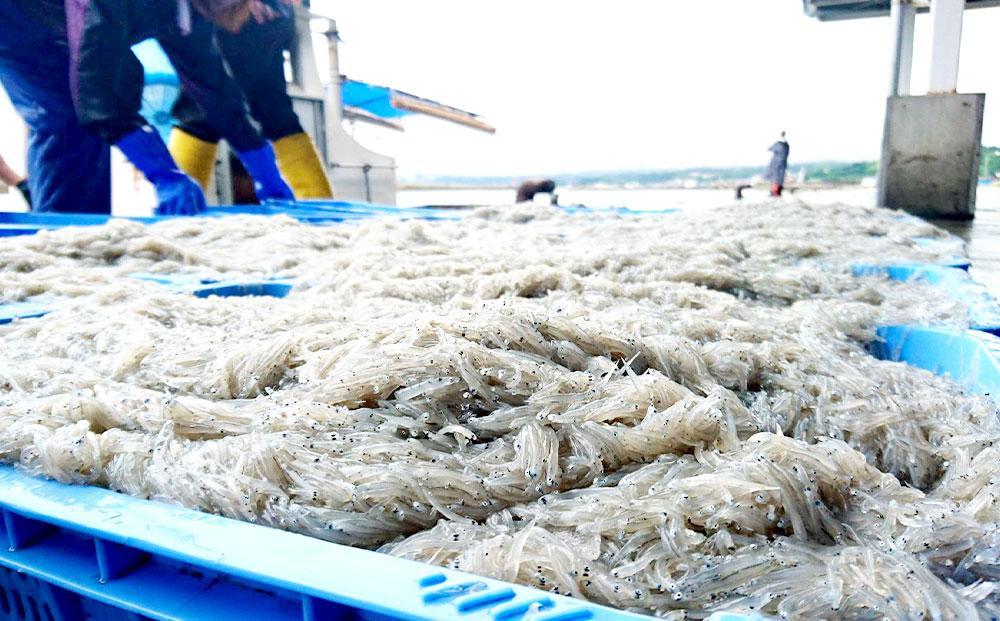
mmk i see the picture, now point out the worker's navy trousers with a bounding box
[0,0,111,213]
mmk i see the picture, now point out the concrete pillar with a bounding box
[888,0,916,96]
[928,0,965,93]
[877,0,984,218]
[878,94,984,219]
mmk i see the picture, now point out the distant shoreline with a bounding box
[398,181,872,192]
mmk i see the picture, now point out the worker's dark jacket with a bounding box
[65,0,264,151]
[174,0,303,143]
[766,140,789,185]
[0,0,111,213]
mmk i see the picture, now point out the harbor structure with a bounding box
[804,0,993,218]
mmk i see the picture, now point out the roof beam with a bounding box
[804,0,996,21]
[390,95,497,134]
[888,0,916,96]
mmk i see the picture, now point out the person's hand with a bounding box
[115,127,208,217]
[153,173,208,216]
[237,143,295,202]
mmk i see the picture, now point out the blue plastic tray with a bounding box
[0,207,332,238]
[0,466,644,621]
[872,326,1000,397]
[270,200,464,222]
[0,302,49,325]
[0,202,462,238]
[910,237,970,270]
[0,205,995,620]
[0,206,280,229]
[0,324,997,621]
[853,263,1000,334]
[129,273,295,299]
[0,278,293,325]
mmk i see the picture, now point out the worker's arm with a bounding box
[65,0,208,216]
[65,0,147,144]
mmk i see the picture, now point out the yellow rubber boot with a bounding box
[168,129,218,191]
[273,132,333,199]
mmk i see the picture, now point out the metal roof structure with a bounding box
[803,0,1000,21]
[340,79,496,134]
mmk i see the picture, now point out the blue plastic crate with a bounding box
[910,236,970,270]
[0,465,645,621]
[188,281,294,298]
[0,225,46,238]
[271,200,464,222]
[0,207,995,621]
[871,326,1000,397]
[0,204,355,237]
[0,323,997,621]
[0,205,450,237]
[0,277,294,325]
[129,273,295,299]
[852,263,1000,334]
[0,303,50,326]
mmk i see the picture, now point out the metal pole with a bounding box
[893,1,916,96]
[896,0,917,95]
[928,0,965,93]
[889,1,904,96]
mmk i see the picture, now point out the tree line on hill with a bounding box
[406,146,1000,188]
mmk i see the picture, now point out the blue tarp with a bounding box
[133,39,177,86]
[341,80,411,119]
[342,79,493,132]
[133,40,180,139]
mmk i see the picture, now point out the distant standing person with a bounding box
[766,132,789,197]
[515,179,557,204]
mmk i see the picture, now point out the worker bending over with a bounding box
[170,0,332,199]
[0,0,111,213]
[66,0,294,215]
[515,179,557,204]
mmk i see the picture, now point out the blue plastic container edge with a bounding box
[0,302,50,325]
[0,472,645,621]
[872,325,1000,398]
[852,263,1000,335]
[0,202,460,233]
[128,273,296,299]
[0,324,997,621]
[0,277,295,325]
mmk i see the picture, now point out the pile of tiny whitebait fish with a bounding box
[0,201,997,619]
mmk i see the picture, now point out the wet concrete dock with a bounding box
[932,188,1000,294]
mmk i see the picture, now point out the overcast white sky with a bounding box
[315,0,1000,179]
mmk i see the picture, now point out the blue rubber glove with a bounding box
[116,127,207,216]
[236,142,295,202]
